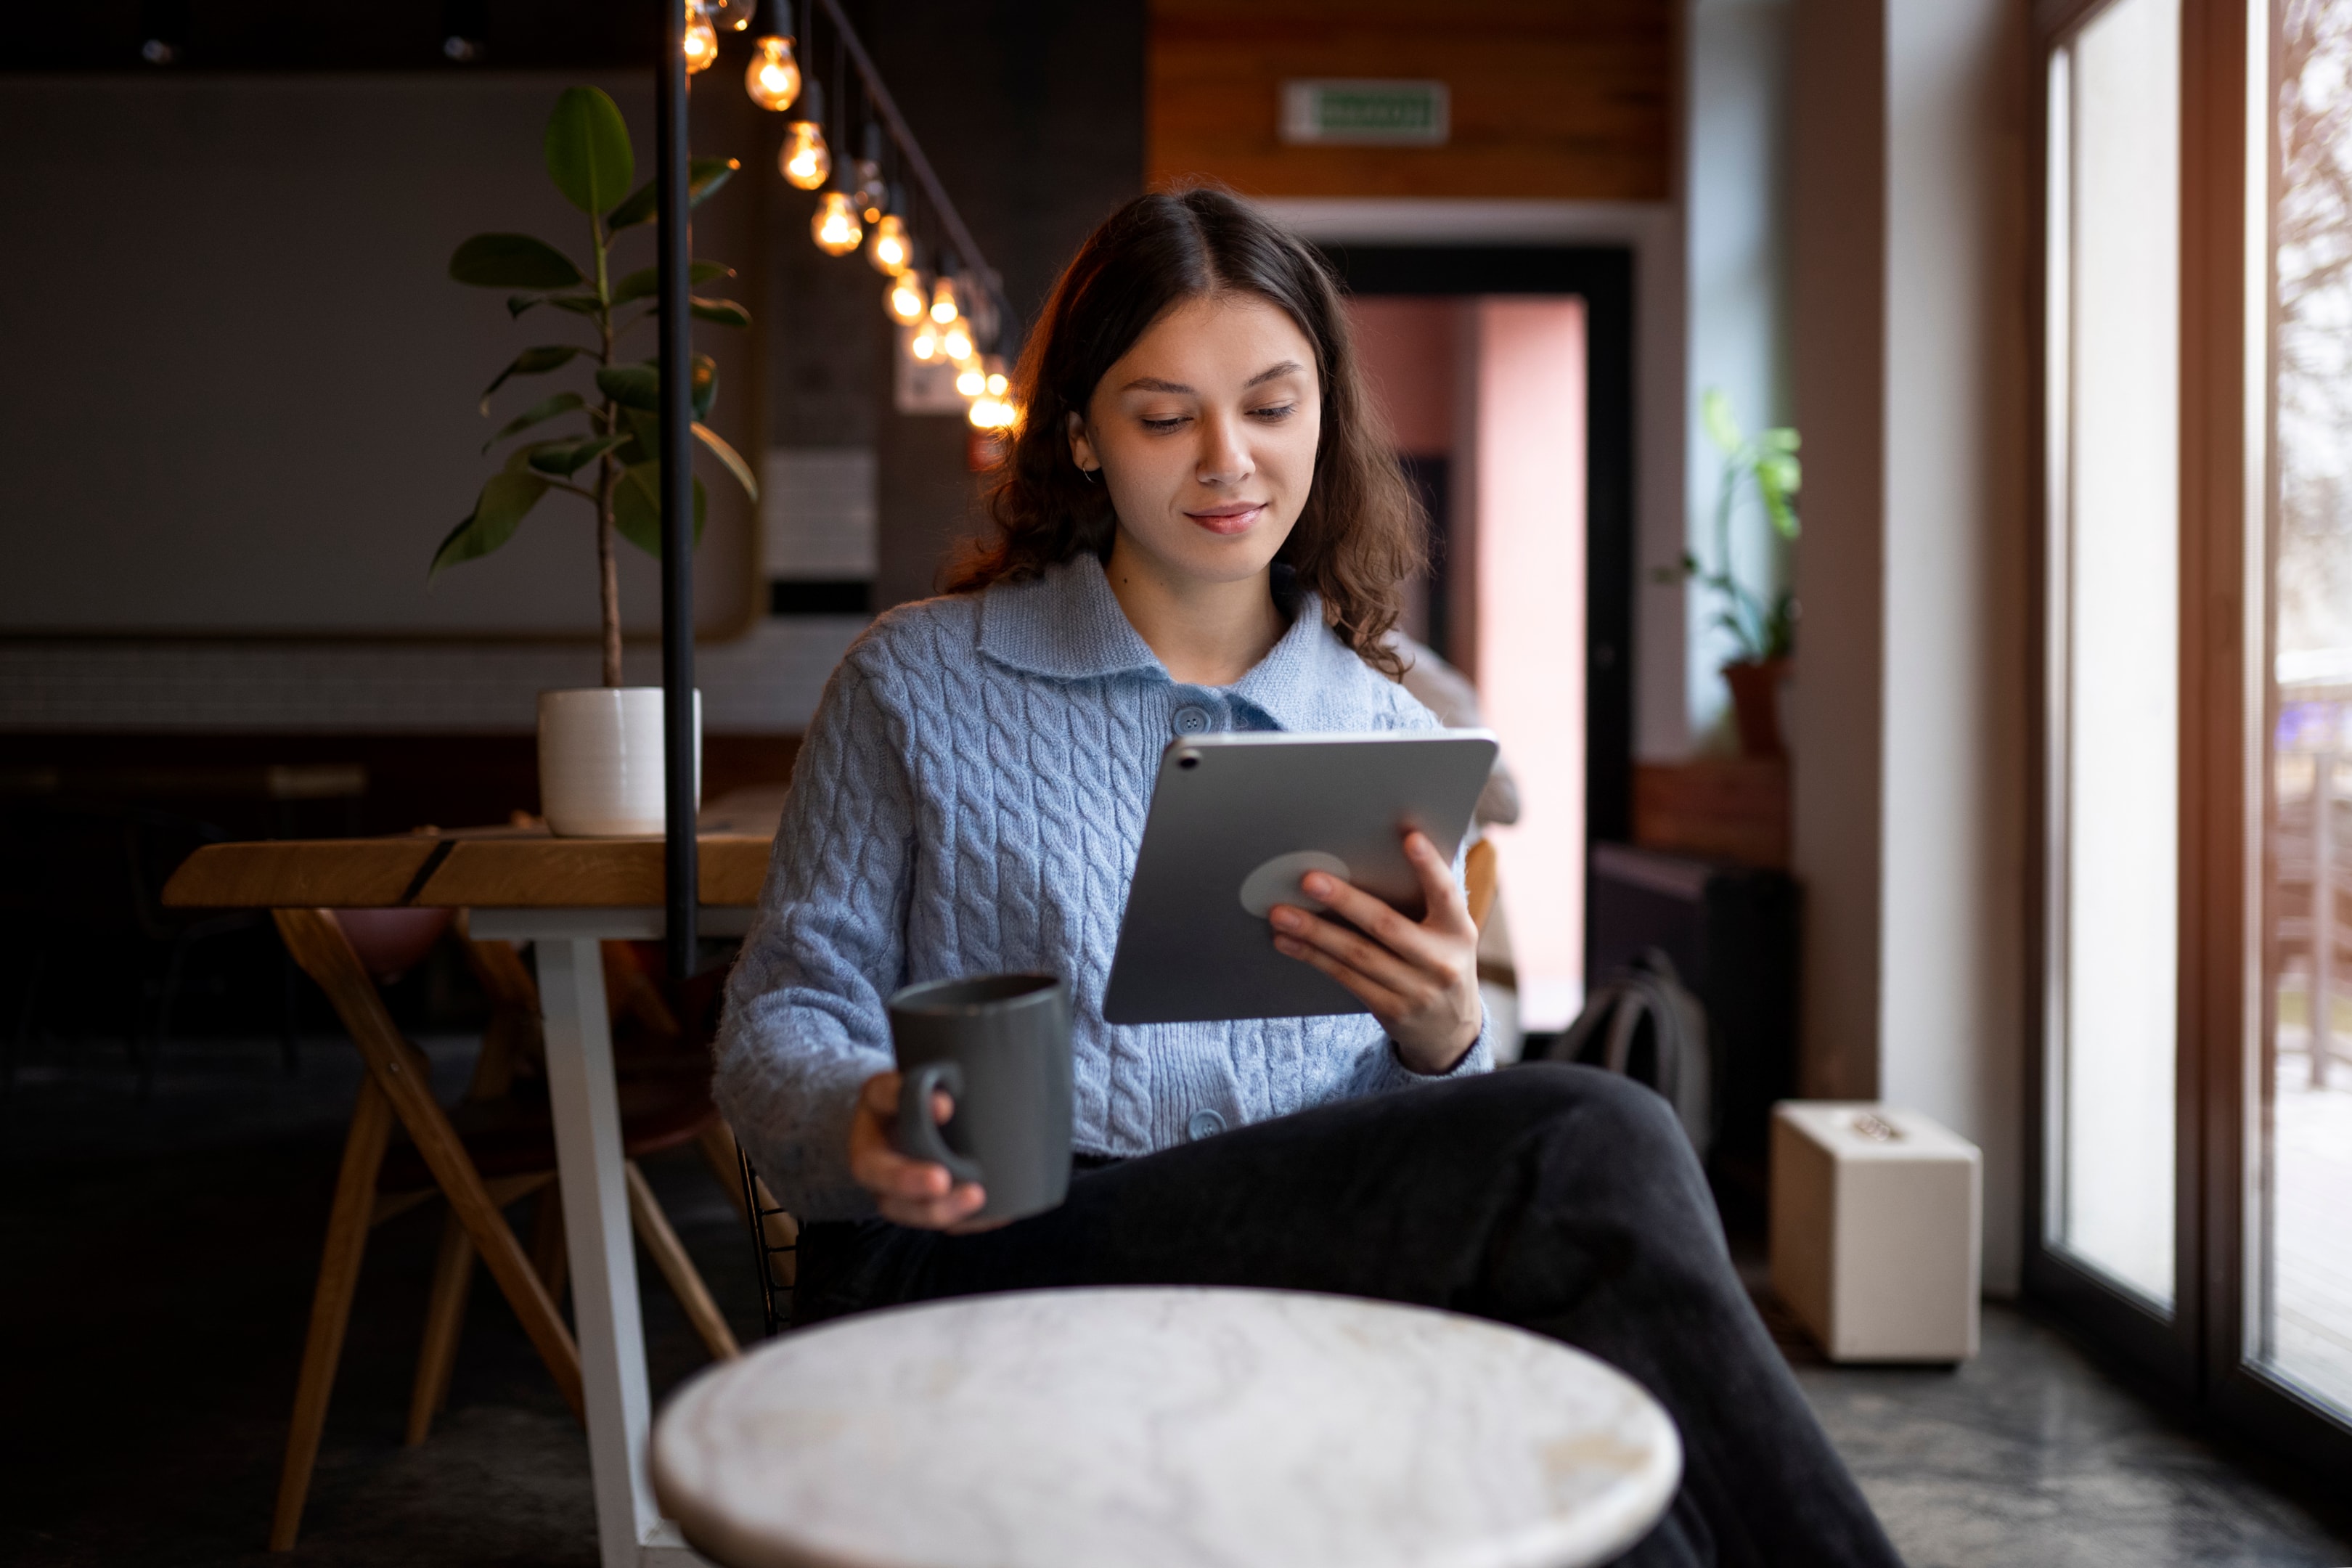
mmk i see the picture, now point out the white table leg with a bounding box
[536,936,661,1568]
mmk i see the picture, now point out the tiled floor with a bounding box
[1792,1310,2350,1567]
[5,1033,2348,1567]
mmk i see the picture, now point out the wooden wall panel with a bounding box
[1147,0,1673,201]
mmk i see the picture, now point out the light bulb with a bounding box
[709,0,758,31]
[682,8,719,73]
[780,120,830,189]
[929,274,960,325]
[987,369,1008,396]
[968,394,1018,431]
[867,213,910,275]
[943,323,973,363]
[849,159,885,224]
[812,190,863,256]
[956,364,986,397]
[745,35,799,110]
[910,322,940,361]
[886,270,928,324]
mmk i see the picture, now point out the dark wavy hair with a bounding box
[943,187,1421,677]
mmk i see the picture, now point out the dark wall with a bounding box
[4,0,1146,626]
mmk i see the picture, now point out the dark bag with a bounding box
[1538,947,1714,1156]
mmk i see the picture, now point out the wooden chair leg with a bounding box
[701,1119,799,1286]
[270,1075,393,1552]
[531,1180,568,1300]
[695,1119,751,1222]
[274,909,583,1422]
[625,1159,741,1361]
[406,1209,475,1447]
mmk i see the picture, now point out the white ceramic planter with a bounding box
[537,687,701,838]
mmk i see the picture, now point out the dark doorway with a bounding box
[1317,245,1636,853]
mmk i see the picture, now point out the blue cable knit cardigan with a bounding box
[714,552,1493,1219]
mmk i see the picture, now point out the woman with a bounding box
[716,189,1899,1568]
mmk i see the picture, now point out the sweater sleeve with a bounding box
[714,653,914,1220]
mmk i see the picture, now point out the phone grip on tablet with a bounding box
[896,1061,985,1184]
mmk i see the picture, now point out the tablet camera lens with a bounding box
[1175,749,1200,770]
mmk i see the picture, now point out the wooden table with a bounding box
[651,1286,1683,1568]
[166,796,784,1568]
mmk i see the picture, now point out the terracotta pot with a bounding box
[537,687,701,837]
[1721,658,1790,758]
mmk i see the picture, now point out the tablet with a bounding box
[1101,730,1499,1025]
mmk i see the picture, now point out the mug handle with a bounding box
[895,1061,984,1184]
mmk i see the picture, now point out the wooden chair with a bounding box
[268,909,740,1552]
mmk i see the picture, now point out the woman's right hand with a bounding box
[848,1071,997,1231]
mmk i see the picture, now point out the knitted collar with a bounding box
[976,552,1382,733]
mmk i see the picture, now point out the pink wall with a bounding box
[1347,298,1457,457]
[1472,298,1588,1027]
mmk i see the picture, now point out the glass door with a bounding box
[2036,0,2191,1359]
[2037,0,2352,1468]
[2248,0,2352,1434]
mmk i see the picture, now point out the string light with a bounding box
[867,213,910,274]
[682,4,719,73]
[967,393,1018,430]
[982,355,1010,398]
[708,0,759,31]
[851,166,886,225]
[812,189,863,255]
[943,321,973,364]
[929,274,960,325]
[956,363,987,397]
[780,79,830,188]
[746,35,801,110]
[886,269,928,324]
[910,321,941,361]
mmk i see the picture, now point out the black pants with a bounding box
[794,1063,1903,1568]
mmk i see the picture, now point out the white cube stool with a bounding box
[1770,1103,1981,1363]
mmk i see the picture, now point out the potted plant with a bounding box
[1675,389,1800,757]
[433,86,756,835]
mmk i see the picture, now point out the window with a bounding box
[2043,0,2184,1310]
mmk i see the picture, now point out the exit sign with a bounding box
[1279,80,1450,146]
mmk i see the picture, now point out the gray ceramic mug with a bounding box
[889,973,1074,1222]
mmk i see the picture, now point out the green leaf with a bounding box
[1701,387,1742,455]
[594,356,717,417]
[693,421,759,501]
[481,390,586,452]
[605,157,741,231]
[689,297,752,329]
[429,471,551,577]
[612,463,709,555]
[611,259,735,304]
[451,233,584,290]
[544,86,634,216]
[528,433,627,476]
[596,363,661,410]
[478,345,587,412]
[692,353,716,419]
[616,407,659,466]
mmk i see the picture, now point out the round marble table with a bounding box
[650,1286,1681,1568]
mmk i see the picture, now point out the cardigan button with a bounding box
[1172,704,1212,735]
[1186,1108,1228,1140]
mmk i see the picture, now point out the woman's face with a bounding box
[1068,291,1323,589]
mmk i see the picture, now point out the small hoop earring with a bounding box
[1080,465,1099,485]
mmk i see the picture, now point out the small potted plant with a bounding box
[1673,389,1800,757]
[434,86,756,835]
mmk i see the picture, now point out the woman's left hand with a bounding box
[1269,829,1482,1074]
